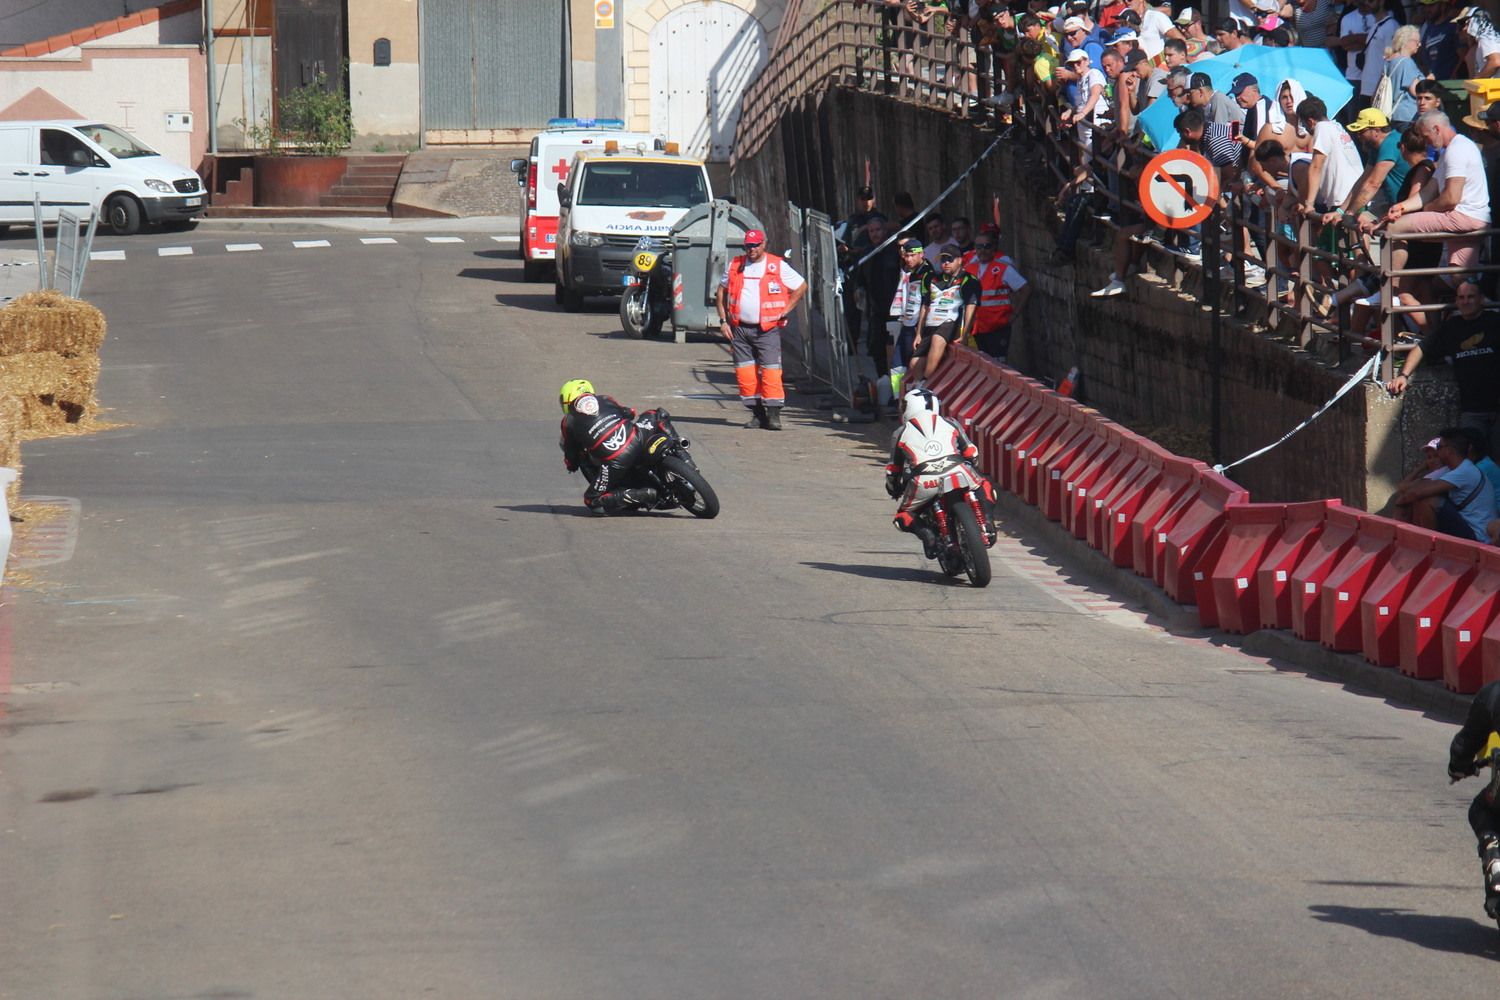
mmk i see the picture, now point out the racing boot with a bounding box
[914,523,943,559]
[764,406,783,431]
[622,487,658,510]
[745,402,768,429]
[1481,835,1500,917]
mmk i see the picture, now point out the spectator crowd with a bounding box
[844,0,1500,542]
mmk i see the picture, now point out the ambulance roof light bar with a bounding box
[546,117,626,131]
[604,140,619,154]
[663,141,680,155]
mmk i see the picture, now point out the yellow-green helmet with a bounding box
[559,378,594,411]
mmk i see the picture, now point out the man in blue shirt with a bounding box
[1391,426,1498,541]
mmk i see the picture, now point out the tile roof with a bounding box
[0,0,201,59]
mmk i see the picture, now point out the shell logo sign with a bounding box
[595,1,615,29]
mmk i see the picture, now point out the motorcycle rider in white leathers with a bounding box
[885,388,995,556]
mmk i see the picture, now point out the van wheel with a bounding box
[104,194,142,236]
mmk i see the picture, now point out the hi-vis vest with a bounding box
[968,258,1015,332]
[889,266,926,326]
[726,254,792,331]
[921,272,974,327]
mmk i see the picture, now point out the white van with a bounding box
[508,118,659,282]
[554,146,713,311]
[0,120,204,235]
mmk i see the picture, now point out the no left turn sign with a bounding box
[1139,149,1219,230]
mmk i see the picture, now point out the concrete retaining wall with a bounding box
[732,86,1465,509]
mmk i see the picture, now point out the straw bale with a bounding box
[0,289,107,358]
[0,392,19,508]
[0,352,100,434]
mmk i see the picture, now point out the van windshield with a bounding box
[80,124,156,159]
[577,161,707,209]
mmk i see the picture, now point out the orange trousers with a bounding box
[730,323,784,407]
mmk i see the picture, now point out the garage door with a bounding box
[423,0,564,130]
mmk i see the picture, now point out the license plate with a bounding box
[184,197,201,207]
[622,275,636,287]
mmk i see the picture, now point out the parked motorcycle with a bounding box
[888,460,997,587]
[619,236,673,339]
[581,408,719,518]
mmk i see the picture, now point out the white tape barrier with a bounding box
[0,466,14,583]
[853,134,1006,269]
[1213,352,1382,476]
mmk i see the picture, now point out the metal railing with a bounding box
[735,0,1500,383]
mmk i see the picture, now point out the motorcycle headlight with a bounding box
[571,230,604,248]
[144,179,174,194]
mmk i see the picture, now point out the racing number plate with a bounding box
[633,251,658,272]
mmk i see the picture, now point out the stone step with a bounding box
[203,205,386,218]
[326,183,394,197]
[319,193,392,208]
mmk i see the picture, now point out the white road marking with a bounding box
[90,250,125,261]
[225,242,262,252]
[490,236,518,242]
[360,237,398,244]
[292,239,331,249]
[425,236,464,243]
[157,246,193,257]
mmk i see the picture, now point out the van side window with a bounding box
[40,129,93,168]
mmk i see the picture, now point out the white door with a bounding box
[36,128,99,223]
[0,126,33,224]
[649,3,768,162]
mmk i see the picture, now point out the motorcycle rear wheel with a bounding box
[660,454,719,519]
[951,499,992,588]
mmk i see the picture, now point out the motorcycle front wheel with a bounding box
[951,499,992,588]
[660,454,719,519]
[619,285,665,339]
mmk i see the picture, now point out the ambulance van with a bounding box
[509,118,659,282]
[554,143,712,312]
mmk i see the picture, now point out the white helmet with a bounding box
[901,387,942,422]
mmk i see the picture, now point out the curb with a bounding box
[191,215,519,235]
[817,395,1471,723]
[992,487,1470,722]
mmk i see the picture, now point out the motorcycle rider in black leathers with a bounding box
[1449,679,1500,917]
[558,379,658,515]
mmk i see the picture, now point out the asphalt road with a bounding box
[0,225,1495,999]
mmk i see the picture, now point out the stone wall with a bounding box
[732,86,1470,509]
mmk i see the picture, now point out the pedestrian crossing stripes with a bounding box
[90,233,517,262]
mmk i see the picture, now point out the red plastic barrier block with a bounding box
[1075,432,1141,542]
[1399,536,1481,680]
[1134,457,1211,584]
[1018,408,1073,507]
[1190,524,1233,625]
[1441,547,1500,694]
[1318,514,1397,652]
[1357,522,1433,667]
[944,368,999,425]
[1163,472,1250,603]
[969,383,1035,481]
[1004,400,1064,500]
[1206,503,1286,634]
[1256,500,1339,630]
[992,395,1048,494]
[1050,425,1122,530]
[1095,443,1162,562]
[925,347,977,396]
[1031,411,1097,520]
[1289,505,1361,642]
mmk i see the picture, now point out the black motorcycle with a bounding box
[581,409,719,518]
[619,236,673,339]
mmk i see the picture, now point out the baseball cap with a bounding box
[1065,47,1090,62]
[857,184,874,199]
[1062,15,1087,31]
[978,222,1000,235]
[1456,5,1477,21]
[938,247,961,261]
[1346,106,1391,132]
[1189,71,1214,90]
[1228,72,1258,96]
[1115,8,1141,25]
[1424,436,1442,450]
[1111,28,1139,43]
[1175,6,1198,23]
[743,229,765,246]
[898,238,924,253]
[1123,48,1150,70]
[1251,0,1279,12]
